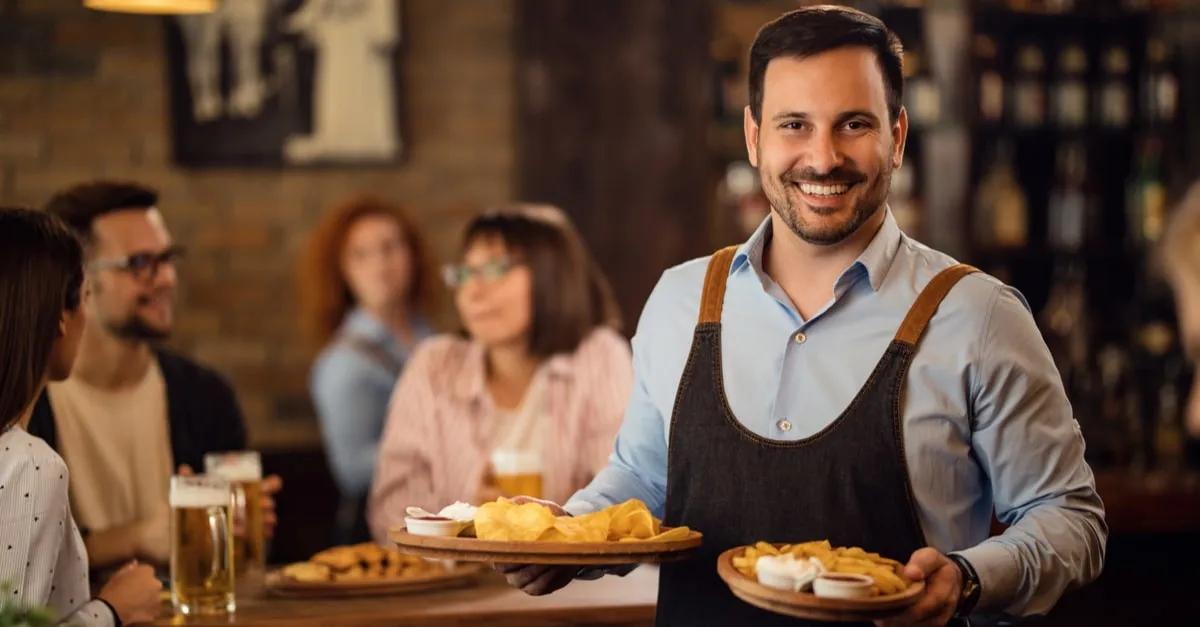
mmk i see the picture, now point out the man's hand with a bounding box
[875,548,962,627]
[260,474,282,538]
[180,463,281,538]
[493,496,584,596]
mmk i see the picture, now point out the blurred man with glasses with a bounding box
[27,181,281,587]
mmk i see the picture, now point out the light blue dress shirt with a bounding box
[310,308,432,496]
[566,211,1107,621]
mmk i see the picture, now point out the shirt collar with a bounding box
[731,208,903,293]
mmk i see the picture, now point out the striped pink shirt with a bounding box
[367,327,633,543]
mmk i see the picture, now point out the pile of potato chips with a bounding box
[474,498,691,543]
[732,540,911,597]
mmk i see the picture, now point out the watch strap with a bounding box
[948,553,981,618]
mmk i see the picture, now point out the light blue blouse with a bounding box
[309,308,432,496]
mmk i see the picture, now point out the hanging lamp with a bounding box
[83,0,217,14]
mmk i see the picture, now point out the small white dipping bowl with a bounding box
[755,554,821,592]
[404,517,470,537]
[812,572,874,599]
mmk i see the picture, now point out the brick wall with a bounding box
[0,0,516,449]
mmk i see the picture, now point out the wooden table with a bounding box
[154,566,659,627]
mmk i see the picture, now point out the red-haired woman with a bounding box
[298,195,440,544]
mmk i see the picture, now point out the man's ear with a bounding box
[744,105,761,168]
[892,107,909,170]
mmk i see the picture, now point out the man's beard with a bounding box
[93,284,172,341]
[106,315,170,341]
[764,157,892,246]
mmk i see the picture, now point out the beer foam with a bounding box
[170,477,231,508]
[205,453,262,482]
[489,449,541,475]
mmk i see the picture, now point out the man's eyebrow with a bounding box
[835,110,880,125]
[770,111,810,123]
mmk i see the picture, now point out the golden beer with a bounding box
[170,476,235,616]
[205,452,266,577]
[490,450,543,499]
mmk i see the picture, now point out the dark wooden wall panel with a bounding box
[515,0,716,332]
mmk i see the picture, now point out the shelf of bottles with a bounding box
[965,1,1198,478]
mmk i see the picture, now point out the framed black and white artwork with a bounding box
[163,0,405,168]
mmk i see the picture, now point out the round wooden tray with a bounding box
[389,526,703,565]
[716,547,924,622]
[264,562,484,598]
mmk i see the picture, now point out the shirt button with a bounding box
[778,419,792,432]
[794,332,807,344]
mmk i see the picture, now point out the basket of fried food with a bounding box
[265,542,483,598]
[716,540,924,622]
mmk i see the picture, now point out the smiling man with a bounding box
[497,6,1106,627]
[26,181,282,587]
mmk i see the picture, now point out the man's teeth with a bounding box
[799,183,850,196]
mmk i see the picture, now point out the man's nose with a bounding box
[805,129,845,175]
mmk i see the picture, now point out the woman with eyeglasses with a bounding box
[0,208,162,626]
[299,195,440,545]
[367,204,633,542]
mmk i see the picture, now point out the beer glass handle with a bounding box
[208,506,229,581]
[232,484,247,536]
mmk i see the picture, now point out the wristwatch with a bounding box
[947,553,981,619]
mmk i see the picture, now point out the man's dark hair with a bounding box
[43,180,159,245]
[749,5,905,124]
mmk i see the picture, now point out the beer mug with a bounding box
[169,475,235,616]
[489,449,542,499]
[204,451,266,577]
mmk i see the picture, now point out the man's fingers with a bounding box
[262,474,283,494]
[505,565,551,589]
[522,567,571,596]
[901,547,946,582]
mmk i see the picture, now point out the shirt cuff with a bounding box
[93,598,121,627]
[562,499,601,518]
[952,541,1021,615]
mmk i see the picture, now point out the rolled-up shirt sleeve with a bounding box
[957,285,1108,620]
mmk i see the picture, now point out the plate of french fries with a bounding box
[265,542,484,598]
[390,498,702,565]
[717,541,924,622]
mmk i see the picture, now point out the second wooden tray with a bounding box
[716,546,924,622]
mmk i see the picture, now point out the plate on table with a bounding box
[716,541,924,622]
[264,542,483,598]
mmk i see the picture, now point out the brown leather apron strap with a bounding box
[894,263,980,346]
[698,246,739,324]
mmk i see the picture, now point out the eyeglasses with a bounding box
[87,246,186,281]
[443,258,520,289]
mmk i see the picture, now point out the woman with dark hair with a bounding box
[367,204,632,543]
[0,208,161,626]
[298,195,440,544]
